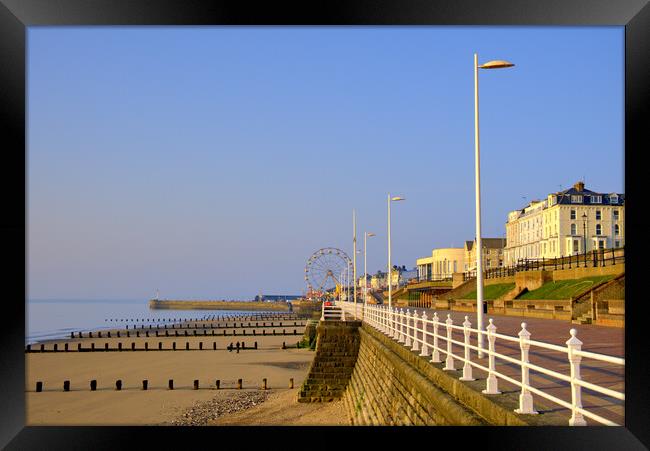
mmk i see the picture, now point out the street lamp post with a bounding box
[474,53,514,358]
[387,194,405,312]
[353,209,357,318]
[364,232,376,319]
[582,213,588,267]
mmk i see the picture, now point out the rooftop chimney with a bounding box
[574,181,585,192]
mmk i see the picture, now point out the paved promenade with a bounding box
[354,307,624,426]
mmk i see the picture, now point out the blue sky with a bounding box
[27,26,624,300]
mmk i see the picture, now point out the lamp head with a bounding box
[367,232,376,237]
[391,196,405,202]
[479,60,515,69]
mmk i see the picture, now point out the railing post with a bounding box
[404,309,412,347]
[398,308,406,343]
[460,316,475,381]
[566,329,587,426]
[390,307,396,338]
[411,310,420,352]
[419,312,430,357]
[320,302,325,321]
[431,312,441,363]
[482,318,500,394]
[443,314,455,371]
[514,323,538,415]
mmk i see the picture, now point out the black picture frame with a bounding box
[1,0,647,449]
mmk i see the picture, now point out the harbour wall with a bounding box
[148,300,290,311]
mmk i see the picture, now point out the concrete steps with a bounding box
[297,321,361,403]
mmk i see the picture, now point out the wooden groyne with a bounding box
[148,300,290,311]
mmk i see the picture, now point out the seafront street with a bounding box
[341,304,624,426]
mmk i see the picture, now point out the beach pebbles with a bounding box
[168,390,270,426]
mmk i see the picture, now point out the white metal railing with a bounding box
[335,300,624,426]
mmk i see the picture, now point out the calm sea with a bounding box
[26,299,275,345]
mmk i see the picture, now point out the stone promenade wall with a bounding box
[341,324,536,426]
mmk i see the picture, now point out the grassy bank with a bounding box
[517,276,615,300]
[463,283,516,300]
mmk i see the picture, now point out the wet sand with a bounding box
[26,316,321,426]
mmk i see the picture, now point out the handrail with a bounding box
[334,300,624,426]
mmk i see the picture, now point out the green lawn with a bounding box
[516,276,614,300]
[463,283,515,300]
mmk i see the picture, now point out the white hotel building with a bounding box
[503,182,625,266]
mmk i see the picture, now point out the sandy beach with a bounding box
[25,315,334,426]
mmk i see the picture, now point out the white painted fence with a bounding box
[335,301,624,426]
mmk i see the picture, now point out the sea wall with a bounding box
[340,323,539,426]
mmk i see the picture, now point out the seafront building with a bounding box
[464,238,506,272]
[416,248,465,280]
[503,181,625,265]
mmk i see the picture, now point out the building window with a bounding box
[613,210,619,220]
[592,195,602,204]
[571,223,577,235]
[615,224,620,236]
[595,210,601,220]
[610,194,619,203]
[573,239,579,254]
[596,224,602,235]
[615,240,620,248]
[571,195,583,203]
[570,209,576,220]
[598,240,605,250]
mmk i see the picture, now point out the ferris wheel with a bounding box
[304,247,352,295]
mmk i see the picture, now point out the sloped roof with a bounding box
[465,238,506,251]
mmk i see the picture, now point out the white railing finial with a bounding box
[566,328,587,426]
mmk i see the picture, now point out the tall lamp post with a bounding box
[387,194,405,311]
[353,210,357,318]
[474,53,514,358]
[364,232,376,319]
[582,213,588,265]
